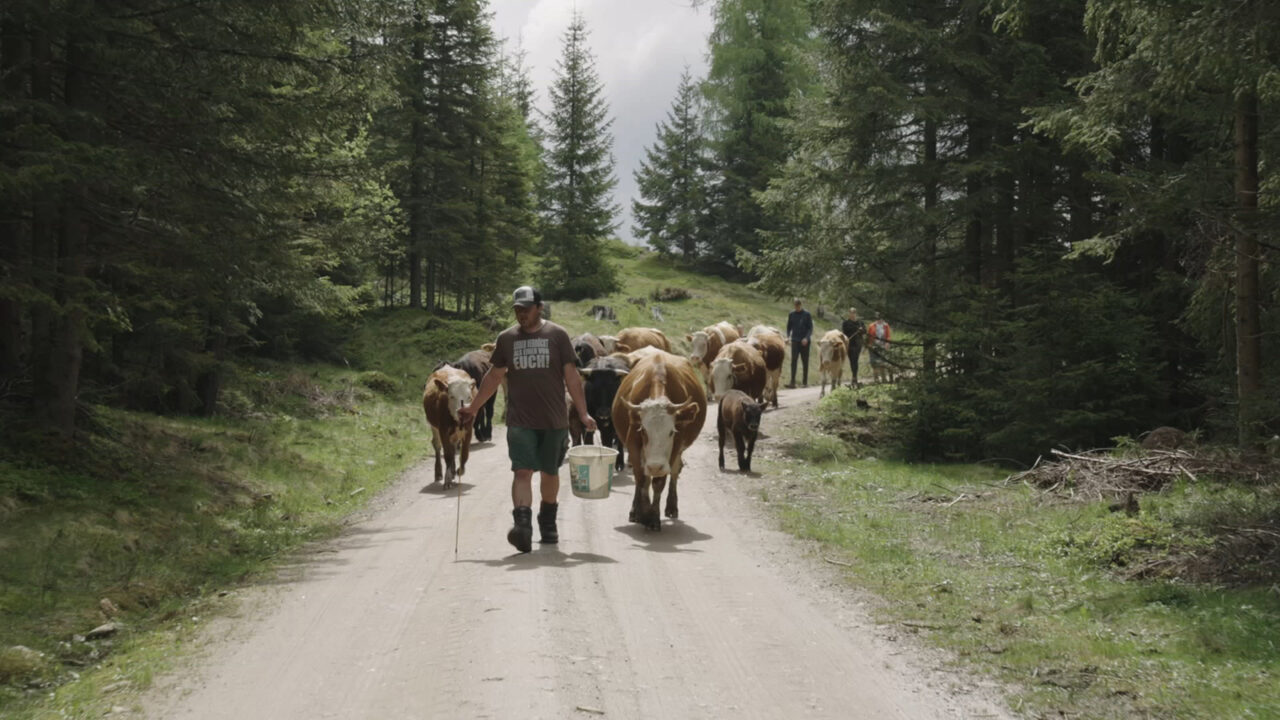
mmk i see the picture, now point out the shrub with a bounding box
[358,371,399,396]
[650,287,692,302]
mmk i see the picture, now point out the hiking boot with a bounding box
[507,506,533,553]
[537,502,559,544]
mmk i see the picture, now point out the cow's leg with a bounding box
[734,430,747,472]
[650,475,667,529]
[745,430,757,473]
[443,439,457,489]
[630,469,648,524]
[459,427,472,477]
[484,398,496,441]
[718,421,726,470]
[665,461,675,517]
[432,432,443,483]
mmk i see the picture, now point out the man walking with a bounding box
[785,297,813,388]
[841,308,866,387]
[461,286,596,553]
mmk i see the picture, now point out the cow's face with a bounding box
[628,398,697,477]
[688,331,709,361]
[581,367,628,428]
[709,357,737,401]
[438,375,476,422]
[599,335,618,353]
[819,339,839,365]
[743,401,763,433]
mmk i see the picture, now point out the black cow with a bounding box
[717,390,762,472]
[452,344,496,442]
[579,354,629,471]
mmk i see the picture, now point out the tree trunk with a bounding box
[964,114,986,286]
[34,9,91,436]
[407,11,427,310]
[922,115,938,376]
[1234,86,1261,449]
[0,6,28,378]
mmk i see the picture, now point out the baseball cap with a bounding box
[512,285,541,308]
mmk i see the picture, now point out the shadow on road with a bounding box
[457,548,618,571]
[419,481,475,497]
[613,521,712,553]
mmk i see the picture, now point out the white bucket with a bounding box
[567,445,618,499]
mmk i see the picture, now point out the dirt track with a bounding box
[137,385,1011,719]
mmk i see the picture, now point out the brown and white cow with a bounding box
[614,327,671,354]
[612,351,707,530]
[707,339,767,404]
[685,321,741,384]
[745,325,785,408]
[717,389,763,472]
[818,329,849,397]
[422,365,477,489]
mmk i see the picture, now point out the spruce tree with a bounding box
[701,0,813,277]
[632,70,709,260]
[537,13,619,299]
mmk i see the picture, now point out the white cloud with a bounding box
[489,0,714,244]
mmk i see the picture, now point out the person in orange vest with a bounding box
[867,312,892,384]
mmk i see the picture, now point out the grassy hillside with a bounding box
[0,247,796,718]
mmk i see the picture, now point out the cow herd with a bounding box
[422,320,800,531]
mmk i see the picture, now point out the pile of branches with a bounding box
[1007,448,1273,501]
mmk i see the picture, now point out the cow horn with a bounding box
[613,368,629,377]
[579,368,594,378]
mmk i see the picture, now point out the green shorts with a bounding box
[507,427,569,475]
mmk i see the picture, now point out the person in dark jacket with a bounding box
[785,298,813,388]
[841,308,866,387]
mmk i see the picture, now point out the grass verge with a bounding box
[757,384,1280,720]
[0,314,488,719]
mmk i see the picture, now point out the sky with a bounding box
[488,0,716,245]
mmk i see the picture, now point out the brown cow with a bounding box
[818,329,848,397]
[422,365,477,489]
[745,325,785,408]
[612,351,707,530]
[614,327,671,354]
[707,339,767,404]
[685,321,741,385]
[717,390,763,472]
[450,343,496,442]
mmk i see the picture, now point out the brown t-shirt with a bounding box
[489,320,576,430]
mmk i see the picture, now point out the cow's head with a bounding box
[574,341,596,369]
[434,373,476,422]
[598,335,619,353]
[623,397,700,477]
[580,365,629,428]
[709,357,741,402]
[742,399,764,434]
[819,337,841,365]
[687,330,710,362]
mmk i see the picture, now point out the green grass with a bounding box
[542,243,807,346]
[0,315,474,718]
[759,391,1280,719]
